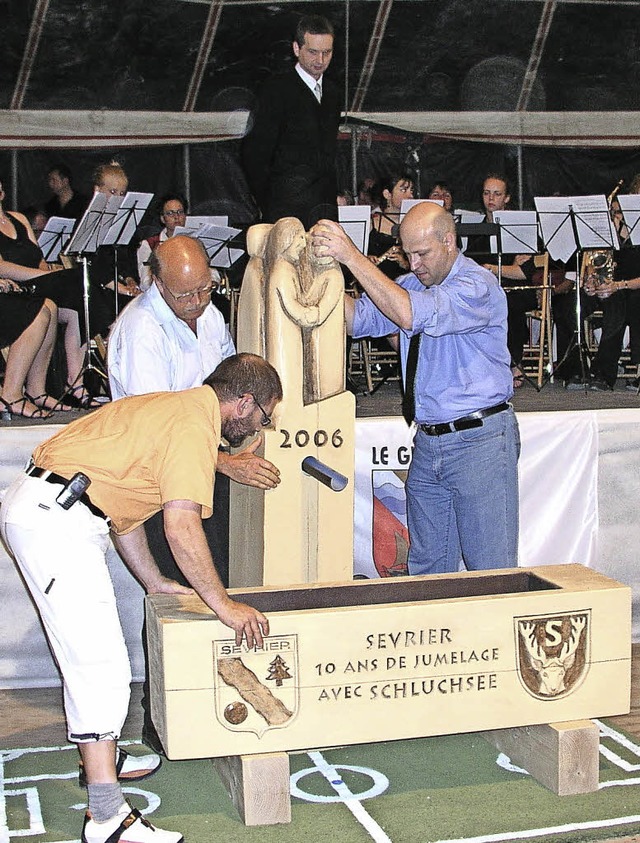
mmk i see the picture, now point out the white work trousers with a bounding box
[0,473,131,743]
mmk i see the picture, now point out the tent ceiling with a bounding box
[2,0,640,146]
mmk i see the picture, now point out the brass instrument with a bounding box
[579,180,623,298]
[580,249,616,298]
[607,178,624,207]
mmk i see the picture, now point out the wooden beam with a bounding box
[484,719,600,795]
[212,752,291,825]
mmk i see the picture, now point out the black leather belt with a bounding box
[418,402,511,437]
[25,464,109,522]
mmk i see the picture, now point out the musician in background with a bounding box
[466,174,537,389]
[368,171,414,280]
[427,180,455,214]
[136,193,187,291]
[583,175,640,391]
[45,163,88,222]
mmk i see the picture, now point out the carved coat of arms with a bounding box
[212,634,299,737]
[515,612,590,699]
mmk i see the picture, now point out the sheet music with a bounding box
[38,216,75,261]
[536,195,617,263]
[64,192,108,255]
[338,205,371,253]
[535,196,578,263]
[457,210,485,253]
[101,191,153,246]
[399,198,435,221]
[96,195,124,249]
[177,215,228,235]
[493,210,538,254]
[617,194,640,246]
[570,194,618,251]
[189,224,243,268]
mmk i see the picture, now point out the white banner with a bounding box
[354,411,599,578]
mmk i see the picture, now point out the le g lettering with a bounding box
[372,445,411,466]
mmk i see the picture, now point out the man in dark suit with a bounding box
[242,14,341,228]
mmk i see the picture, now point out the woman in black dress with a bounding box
[0,178,113,406]
[368,171,414,280]
[0,282,71,418]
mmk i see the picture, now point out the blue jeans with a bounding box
[406,407,520,575]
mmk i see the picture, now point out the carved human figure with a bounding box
[263,217,344,417]
[236,223,273,357]
[305,245,344,403]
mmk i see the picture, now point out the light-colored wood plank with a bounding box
[212,752,291,825]
[484,719,600,795]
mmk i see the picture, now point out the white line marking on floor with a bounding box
[293,750,392,842]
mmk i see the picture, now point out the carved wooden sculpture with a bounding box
[231,218,354,587]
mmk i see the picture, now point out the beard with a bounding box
[221,417,254,448]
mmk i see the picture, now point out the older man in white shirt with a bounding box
[108,255,234,398]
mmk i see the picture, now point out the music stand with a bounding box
[38,217,75,263]
[617,194,640,246]
[535,194,618,389]
[193,224,244,269]
[101,191,153,316]
[491,210,548,390]
[338,205,371,254]
[62,193,121,394]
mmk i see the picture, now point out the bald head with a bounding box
[399,201,458,287]
[151,235,214,322]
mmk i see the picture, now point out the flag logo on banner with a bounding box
[515,612,590,699]
[372,469,409,577]
[213,635,299,736]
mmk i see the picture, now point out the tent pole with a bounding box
[517,144,523,209]
[11,150,18,210]
[351,128,358,201]
[183,144,191,209]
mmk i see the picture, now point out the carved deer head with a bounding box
[520,616,586,696]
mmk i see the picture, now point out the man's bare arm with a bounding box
[162,500,269,648]
[112,525,193,595]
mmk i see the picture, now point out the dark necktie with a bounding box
[402,333,421,425]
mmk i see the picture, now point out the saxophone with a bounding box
[581,250,616,298]
[580,180,623,298]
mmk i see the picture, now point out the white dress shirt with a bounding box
[107,281,235,400]
[295,63,323,98]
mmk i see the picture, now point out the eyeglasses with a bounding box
[251,394,272,427]
[160,281,214,302]
[106,188,127,197]
[163,209,186,217]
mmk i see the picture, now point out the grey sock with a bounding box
[87,783,125,823]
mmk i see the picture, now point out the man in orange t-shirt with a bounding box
[0,353,282,843]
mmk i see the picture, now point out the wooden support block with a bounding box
[484,719,600,795]
[212,751,291,826]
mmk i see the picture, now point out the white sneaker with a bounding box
[81,804,184,843]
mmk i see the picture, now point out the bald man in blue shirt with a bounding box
[312,202,520,575]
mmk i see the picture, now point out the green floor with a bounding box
[4,723,640,843]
